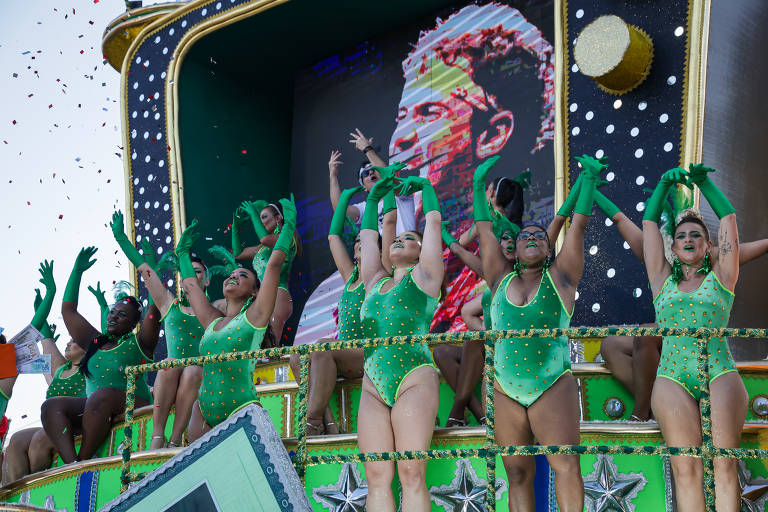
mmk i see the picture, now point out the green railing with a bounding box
[119,326,768,510]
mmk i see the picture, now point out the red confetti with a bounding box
[27,94,33,98]
[79,50,84,55]
[26,201,31,206]
[241,150,247,154]
[93,0,99,3]
[48,104,53,109]
[12,120,16,125]
[58,214,63,219]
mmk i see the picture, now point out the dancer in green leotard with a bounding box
[643,164,746,511]
[357,166,445,511]
[109,211,211,449]
[183,197,296,439]
[477,155,604,511]
[232,199,302,345]
[5,285,86,483]
[42,247,161,463]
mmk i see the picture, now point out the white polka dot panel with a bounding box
[636,176,645,185]
[604,218,613,226]
[664,142,674,152]
[633,288,643,298]
[636,202,645,212]
[659,113,669,123]
[572,127,580,136]
[576,9,584,18]
[667,75,677,85]
[623,241,631,250]
[638,101,647,111]
[606,171,615,181]
[605,124,614,134]
[634,148,644,158]
[592,303,600,313]
[613,99,622,109]
[570,103,578,112]
[595,149,604,159]
[585,111,594,120]
[607,268,616,278]
[589,245,598,255]
[630,127,639,137]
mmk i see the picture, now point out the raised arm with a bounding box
[396,176,443,297]
[474,157,509,290]
[717,239,768,266]
[86,282,109,333]
[380,191,397,272]
[61,247,101,349]
[248,196,295,327]
[443,221,484,277]
[642,168,688,296]
[329,185,363,282]
[689,164,739,290]
[350,128,387,168]
[177,221,223,329]
[360,165,400,289]
[32,267,67,381]
[137,303,162,359]
[594,191,644,261]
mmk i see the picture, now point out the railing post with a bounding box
[295,349,311,481]
[483,330,497,510]
[696,329,715,511]
[120,368,138,491]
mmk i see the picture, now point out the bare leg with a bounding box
[307,349,363,430]
[41,396,86,464]
[78,388,149,460]
[710,372,748,512]
[149,363,181,449]
[28,429,56,474]
[270,288,293,345]
[187,400,212,443]
[630,336,661,420]
[494,382,536,512]
[600,336,634,392]
[4,428,38,483]
[391,367,439,512]
[652,378,704,511]
[432,345,463,425]
[529,375,584,512]
[357,375,396,511]
[168,366,203,446]
[453,340,485,422]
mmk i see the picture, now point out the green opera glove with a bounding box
[643,168,688,223]
[557,174,582,217]
[330,186,363,236]
[274,195,297,255]
[63,247,97,303]
[87,281,110,332]
[396,176,440,215]
[594,191,621,219]
[176,220,200,280]
[472,156,500,222]
[32,286,54,338]
[441,221,458,247]
[242,199,269,240]
[110,210,145,269]
[231,207,247,256]
[512,169,532,189]
[382,190,397,216]
[688,164,735,218]
[138,239,159,306]
[573,155,608,216]
[362,171,397,231]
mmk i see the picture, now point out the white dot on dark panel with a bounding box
[589,245,598,255]
[605,218,613,226]
[623,241,630,250]
[144,201,150,209]
[148,174,154,181]
[201,8,207,15]
[156,132,163,140]
[636,202,646,212]
[136,234,142,242]
[630,127,639,137]
[144,155,151,163]
[592,303,601,313]
[143,111,148,119]
[162,186,168,193]
[638,101,647,111]
[634,288,643,298]
[606,124,614,134]
[143,131,149,139]
[634,148,644,158]
[674,26,684,37]
[152,228,158,235]
[606,171,615,181]
[139,94,145,101]
[155,113,161,120]
[572,127,580,136]
[667,75,677,85]
[607,268,616,278]
[133,201,139,209]
[158,246,164,254]
[595,149,605,159]
[148,74,155,82]
[570,103,578,112]
[154,201,160,208]
[659,113,669,123]
[576,9,584,18]
[135,57,141,64]
[166,236,172,244]
[154,92,160,99]
[170,27,176,35]
[164,204,170,211]
[133,177,139,185]
[139,187,145,194]
[159,160,165,168]
[613,99,622,109]
[163,47,169,55]
[180,20,186,28]
[131,129,137,139]
[164,222,170,229]
[167,279,174,287]
[132,111,137,119]
[636,176,645,185]
[144,223,150,231]
[216,2,222,9]
[585,111,594,120]
[572,64,579,73]
[154,36,161,44]
[664,142,674,152]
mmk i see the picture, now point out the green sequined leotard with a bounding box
[360,271,438,407]
[491,269,572,407]
[481,287,492,330]
[161,300,204,360]
[198,311,266,427]
[654,272,736,399]
[253,243,296,292]
[85,333,153,403]
[338,266,372,340]
[46,361,85,399]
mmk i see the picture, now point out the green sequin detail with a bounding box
[161,300,204,360]
[85,333,153,403]
[198,313,266,427]
[253,243,296,290]
[654,272,736,399]
[46,360,85,399]
[338,266,373,341]
[481,287,492,330]
[491,269,571,407]
[361,272,437,407]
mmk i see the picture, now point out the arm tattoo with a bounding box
[719,227,733,256]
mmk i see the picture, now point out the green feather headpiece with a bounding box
[156,251,180,272]
[207,245,238,278]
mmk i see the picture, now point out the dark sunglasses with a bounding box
[359,168,377,180]
[517,230,547,241]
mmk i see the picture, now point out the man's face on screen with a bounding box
[389,59,486,181]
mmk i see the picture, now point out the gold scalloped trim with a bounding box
[595,25,654,95]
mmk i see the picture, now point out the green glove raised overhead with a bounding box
[643,167,689,223]
[396,176,440,215]
[382,190,397,216]
[441,221,458,247]
[176,220,200,280]
[87,281,109,333]
[594,191,621,219]
[472,156,501,222]
[32,262,56,337]
[573,155,608,217]
[273,195,297,255]
[138,239,158,306]
[494,215,521,240]
[512,169,532,189]
[330,186,363,236]
[688,163,735,218]
[241,199,270,240]
[110,210,145,269]
[362,167,398,231]
[63,247,97,303]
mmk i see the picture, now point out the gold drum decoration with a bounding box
[573,15,654,95]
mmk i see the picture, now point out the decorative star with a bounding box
[430,458,507,512]
[738,459,768,512]
[313,462,368,512]
[583,454,646,512]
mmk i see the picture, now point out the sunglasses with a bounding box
[360,168,377,180]
[517,230,547,241]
